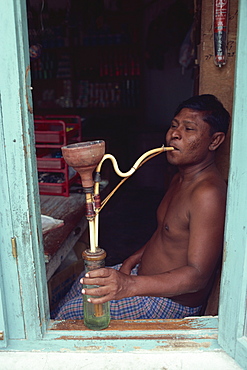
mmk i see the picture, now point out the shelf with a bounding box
[28,1,143,121]
[35,116,82,197]
[34,107,140,118]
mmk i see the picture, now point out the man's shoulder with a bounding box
[191,174,227,205]
[195,169,226,190]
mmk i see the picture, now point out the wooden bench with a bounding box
[40,192,87,281]
[202,267,222,316]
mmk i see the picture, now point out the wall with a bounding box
[142,0,195,130]
[199,0,238,180]
[0,350,241,369]
[133,0,196,189]
[143,49,195,129]
[29,0,67,10]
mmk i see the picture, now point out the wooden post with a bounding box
[198,0,238,180]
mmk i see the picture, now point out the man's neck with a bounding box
[177,160,215,183]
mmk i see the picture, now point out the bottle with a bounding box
[82,248,110,330]
[213,0,229,67]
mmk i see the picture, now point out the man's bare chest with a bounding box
[157,189,191,237]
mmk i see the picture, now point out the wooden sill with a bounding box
[49,316,218,335]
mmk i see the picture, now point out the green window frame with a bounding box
[0,1,246,367]
[217,2,247,367]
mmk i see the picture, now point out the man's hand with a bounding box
[119,245,146,275]
[119,258,136,275]
[80,268,134,304]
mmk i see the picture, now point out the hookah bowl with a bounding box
[61,140,105,191]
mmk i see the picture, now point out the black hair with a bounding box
[174,94,230,135]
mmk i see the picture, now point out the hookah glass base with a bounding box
[82,248,110,330]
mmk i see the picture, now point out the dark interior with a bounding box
[27,0,201,302]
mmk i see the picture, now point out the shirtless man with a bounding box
[55,94,230,320]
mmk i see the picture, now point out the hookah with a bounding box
[61,140,174,330]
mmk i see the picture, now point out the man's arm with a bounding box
[81,264,209,304]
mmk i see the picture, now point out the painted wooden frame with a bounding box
[0,0,246,367]
[218,1,247,367]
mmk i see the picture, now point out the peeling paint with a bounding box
[55,334,217,342]
[74,345,103,351]
[42,318,220,353]
[73,345,117,352]
[223,241,228,263]
[25,65,33,114]
[50,317,217,332]
[152,341,212,350]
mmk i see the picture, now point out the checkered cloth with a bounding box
[53,264,202,320]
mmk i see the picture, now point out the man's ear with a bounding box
[209,132,226,151]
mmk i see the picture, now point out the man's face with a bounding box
[166,108,213,167]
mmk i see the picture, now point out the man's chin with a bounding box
[167,156,178,165]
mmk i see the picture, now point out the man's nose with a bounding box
[170,127,182,139]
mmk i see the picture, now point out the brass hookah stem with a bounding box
[85,191,97,253]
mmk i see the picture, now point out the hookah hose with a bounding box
[94,146,174,213]
[85,145,173,252]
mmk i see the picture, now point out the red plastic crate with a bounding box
[37,157,65,170]
[39,182,68,196]
[45,115,82,142]
[35,120,67,146]
[38,173,80,197]
[35,116,82,196]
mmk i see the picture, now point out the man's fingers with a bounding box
[85,268,111,278]
[80,268,113,287]
[82,286,106,296]
[86,295,109,305]
[81,268,116,286]
[81,286,110,304]
[82,276,108,287]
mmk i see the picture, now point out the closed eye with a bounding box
[185,127,195,131]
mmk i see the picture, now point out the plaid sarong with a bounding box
[53,264,202,320]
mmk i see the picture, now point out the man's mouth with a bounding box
[169,144,179,151]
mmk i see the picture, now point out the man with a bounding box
[54,94,230,320]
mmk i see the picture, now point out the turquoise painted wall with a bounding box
[0,1,246,368]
